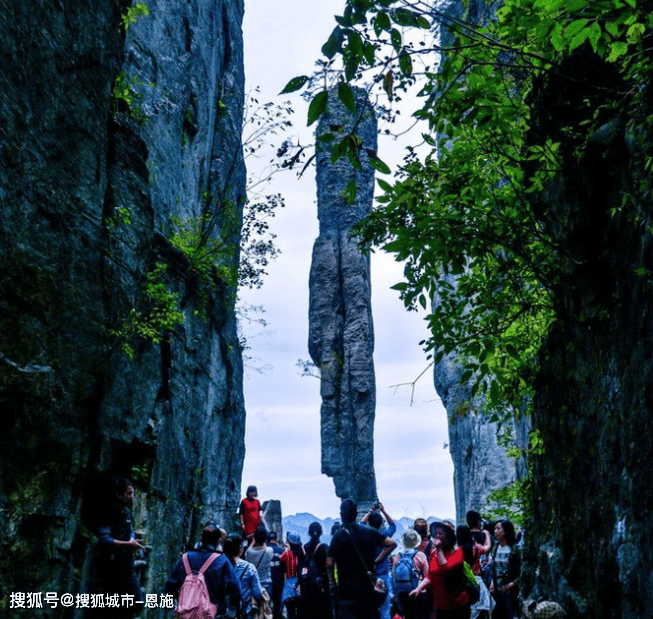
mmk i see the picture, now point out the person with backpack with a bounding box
[390,529,429,619]
[224,533,263,619]
[279,532,305,619]
[298,522,331,619]
[457,525,494,619]
[267,532,285,619]
[166,524,242,619]
[362,501,397,619]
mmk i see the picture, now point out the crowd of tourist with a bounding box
[93,481,566,619]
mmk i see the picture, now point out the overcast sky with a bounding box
[239,0,456,521]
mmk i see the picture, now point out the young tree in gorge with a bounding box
[284,0,653,426]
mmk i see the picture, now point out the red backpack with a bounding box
[176,552,219,619]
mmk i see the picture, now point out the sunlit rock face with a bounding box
[308,88,378,512]
[0,0,246,610]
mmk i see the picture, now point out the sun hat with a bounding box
[286,531,301,545]
[402,529,421,549]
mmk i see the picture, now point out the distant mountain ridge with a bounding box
[281,512,444,547]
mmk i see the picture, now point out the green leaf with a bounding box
[391,8,421,27]
[338,82,356,112]
[377,178,393,192]
[307,91,329,126]
[280,75,309,94]
[366,150,391,174]
[399,52,413,77]
[564,0,589,11]
[322,26,344,59]
[375,11,391,31]
[391,28,402,52]
[343,180,357,204]
[587,22,601,52]
[607,40,627,61]
[564,18,588,39]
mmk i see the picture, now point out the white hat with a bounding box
[402,529,421,549]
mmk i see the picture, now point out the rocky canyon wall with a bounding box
[308,88,378,511]
[436,1,653,617]
[0,0,246,615]
[523,49,653,619]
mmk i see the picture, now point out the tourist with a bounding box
[490,520,521,619]
[410,521,472,619]
[390,529,430,619]
[467,511,492,559]
[280,531,305,619]
[327,498,397,619]
[267,531,285,619]
[457,525,494,619]
[362,501,397,619]
[239,485,264,545]
[414,518,433,558]
[224,532,263,619]
[165,524,241,617]
[299,521,331,619]
[246,526,274,599]
[93,478,145,618]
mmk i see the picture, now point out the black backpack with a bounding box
[297,544,325,599]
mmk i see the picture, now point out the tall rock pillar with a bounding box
[308,88,378,511]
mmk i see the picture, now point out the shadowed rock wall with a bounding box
[437,1,653,616]
[308,88,378,511]
[0,0,246,615]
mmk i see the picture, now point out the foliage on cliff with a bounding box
[287,0,653,426]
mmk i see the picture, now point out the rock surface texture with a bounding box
[434,352,528,519]
[308,88,378,511]
[0,0,246,614]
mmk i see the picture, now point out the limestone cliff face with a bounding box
[522,51,653,619]
[308,88,378,510]
[434,353,528,520]
[0,0,246,613]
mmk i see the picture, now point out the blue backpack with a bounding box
[392,550,419,594]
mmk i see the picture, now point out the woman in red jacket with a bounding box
[411,521,472,619]
[239,485,264,544]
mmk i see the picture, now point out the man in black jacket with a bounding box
[327,499,397,619]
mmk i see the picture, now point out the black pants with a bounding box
[337,599,381,619]
[395,591,432,619]
[437,605,472,619]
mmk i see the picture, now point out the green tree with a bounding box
[287,0,653,424]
